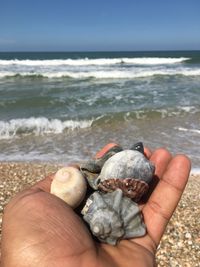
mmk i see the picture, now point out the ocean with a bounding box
[0,51,199,169]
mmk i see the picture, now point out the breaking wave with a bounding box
[0,117,93,139]
[0,57,189,66]
[1,68,200,79]
[0,56,197,79]
[1,105,198,139]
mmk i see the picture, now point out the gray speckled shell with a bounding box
[81,189,146,245]
[97,150,155,184]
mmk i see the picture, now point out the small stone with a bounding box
[185,232,192,239]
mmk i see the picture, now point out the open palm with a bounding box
[1,148,191,267]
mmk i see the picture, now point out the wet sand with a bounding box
[0,162,199,266]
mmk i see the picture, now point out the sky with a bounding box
[0,0,200,51]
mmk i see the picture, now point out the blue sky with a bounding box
[0,0,200,51]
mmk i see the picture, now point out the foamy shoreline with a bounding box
[0,162,199,266]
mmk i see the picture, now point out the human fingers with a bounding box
[150,148,172,179]
[144,146,152,159]
[132,148,172,251]
[143,154,191,246]
[141,148,172,204]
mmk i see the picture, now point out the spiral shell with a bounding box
[50,166,87,208]
[81,189,146,245]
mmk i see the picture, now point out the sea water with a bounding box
[0,51,199,168]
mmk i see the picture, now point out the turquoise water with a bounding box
[0,51,200,167]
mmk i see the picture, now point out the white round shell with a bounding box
[51,166,87,208]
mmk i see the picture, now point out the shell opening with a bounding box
[94,177,101,187]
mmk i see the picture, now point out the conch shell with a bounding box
[81,189,146,245]
[51,166,87,208]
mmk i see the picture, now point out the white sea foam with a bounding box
[175,127,200,134]
[0,117,93,139]
[130,106,199,120]
[0,56,199,79]
[1,68,200,79]
[0,57,190,66]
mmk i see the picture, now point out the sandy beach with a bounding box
[0,162,199,266]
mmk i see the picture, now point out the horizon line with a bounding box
[0,49,200,53]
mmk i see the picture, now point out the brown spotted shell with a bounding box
[98,178,149,202]
[96,150,155,201]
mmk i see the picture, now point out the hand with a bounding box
[1,148,191,267]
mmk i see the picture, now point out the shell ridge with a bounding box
[124,223,146,238]
[92,191,107,209]
[111,189,123,212]
[122,207,140,225]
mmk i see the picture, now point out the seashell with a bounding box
[80,161,100,189]
[96,150,155,201]
[81,189,146,245]
[80,143,123,189]
[97,150,155,184]
[50,166,87,209]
